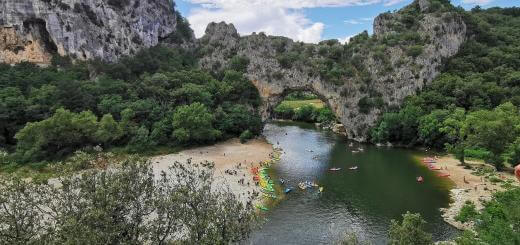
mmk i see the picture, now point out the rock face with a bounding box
[0,0,178,64]
[199,0,467,141]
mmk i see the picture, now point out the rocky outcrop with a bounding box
[199,0,467,141]
[0,0,179,64]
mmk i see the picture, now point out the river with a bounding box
[248,121,458,244]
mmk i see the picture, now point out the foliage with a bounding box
[371,7,520,168]
[455,201,479,223]
[407,45,424,58]
[274,98,335,123]
[239,130,254,143]
[229,55,250,73]
[388,212,433,245]
[341,232,370,245]
[1,44,263,163]
[172,103,221,144]
[504,137,520,166]
[13,108,121,162]
[0,158,255,244]
[454,230,483,245]
[455,188,520,245]
[285,91,318,101]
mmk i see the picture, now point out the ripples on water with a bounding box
[248,121,458,245]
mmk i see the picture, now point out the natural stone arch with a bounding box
[198,1,467,141]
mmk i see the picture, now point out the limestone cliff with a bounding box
[0,0,179,64]
[198,0,467,141]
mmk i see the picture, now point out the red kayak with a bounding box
[437,173,450,177]
[417,176,424,182]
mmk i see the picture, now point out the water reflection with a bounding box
[248,121,458,245]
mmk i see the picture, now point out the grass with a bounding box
[279,99,325,109]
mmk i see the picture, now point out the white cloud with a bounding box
[344,16,374,25]
[461,0,494,5]
[344,20,362,24]
[184,0,405,43]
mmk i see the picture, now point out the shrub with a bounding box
[455,201,479,223]
[239,130,253,143]
[407,45,424,58]
[389,212,433,245]
[229,55,250,73]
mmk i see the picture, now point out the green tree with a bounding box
[388,212,433,245]
[504,137,520,166]
[95,114,123,145]
[274,103,294,119]
[461,103,520,169]
[293,105,315,122]
[172,103,221,144]
[14,108,100,162]
[0,158,255,244]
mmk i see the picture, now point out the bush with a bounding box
[274,103,294,119]
[455,201,479,223]
[172,103,221,144]
[0,159,255,244]
[13,109,121,162]
[407,45,424,58]
[229,55,250,73]
[239,130,253,143]
[389,212,432,245]
[293,105,315,122]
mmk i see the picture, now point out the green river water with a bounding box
[248,121,458,244]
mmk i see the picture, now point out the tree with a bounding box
[0,158,255,244]
[293,104,315,122]
[504,137,520,166]
[172,103,221,144]
[274,103,294,119]
[96,114,123,145]
[388,212,433,245]
[14,108,100,162]
[460,103,520,169]
[418,110,450,148]
[171,83,213,106]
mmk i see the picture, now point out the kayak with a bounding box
[329,168,341,171]
[438,173,450,177]
[349,166,358,170]
[285,188,293,194]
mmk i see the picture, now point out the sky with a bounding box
[175,0,520,44]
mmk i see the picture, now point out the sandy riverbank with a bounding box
[151,138,275,204]
[432,155,518,230]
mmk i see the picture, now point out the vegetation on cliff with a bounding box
[371,6,520,169]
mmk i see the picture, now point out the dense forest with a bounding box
[370,6,520,169]
[0,45,263,164]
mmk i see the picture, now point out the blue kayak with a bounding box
[284,188,293,194]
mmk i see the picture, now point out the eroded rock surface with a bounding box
[0,0,178,64]
[198,0,467,141]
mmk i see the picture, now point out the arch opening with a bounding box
[269,90,345,134]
